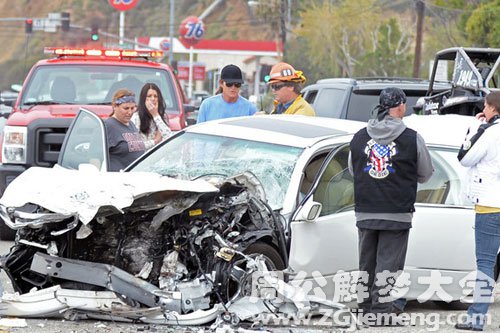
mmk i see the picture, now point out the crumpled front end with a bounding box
[0,169,293,325]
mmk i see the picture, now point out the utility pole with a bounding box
[280,0,286,59]
[413,0,425,78]
[169,0,174,64]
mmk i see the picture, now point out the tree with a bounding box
[295,0,381,77]
[360,18,413,77]
[465,0,500,47]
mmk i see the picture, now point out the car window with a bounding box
[308,145,354,216]
[416,147,470,206]
[346,90,426,121]
[310,145,469,217]
[345,92,380,121]
[303,89,317,104]
[21,65,180,113]
[131,132,303,210]
[313,88,346,118]
[58,109,107,171]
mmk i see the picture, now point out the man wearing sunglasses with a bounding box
[197,64,257,123]
[267,62,315,116]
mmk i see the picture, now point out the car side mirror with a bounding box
[184,104,198,126]
[293,197,322,222]
[184,104,196,113]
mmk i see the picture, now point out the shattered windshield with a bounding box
[131,132,303,209]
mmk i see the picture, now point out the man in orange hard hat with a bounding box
[266,62,315,116]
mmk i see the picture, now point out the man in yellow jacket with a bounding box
[267,62,315,116]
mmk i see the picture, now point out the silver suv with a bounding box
[302,77,450,121]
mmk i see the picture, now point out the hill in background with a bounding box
[0,0,272,90]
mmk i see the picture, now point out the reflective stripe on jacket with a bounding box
[271,95,315,116]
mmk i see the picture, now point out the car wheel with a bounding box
[243,242,286,271]
[0,221,16,241]
[220,242,285,302]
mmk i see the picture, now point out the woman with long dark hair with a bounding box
[131,83,171,150]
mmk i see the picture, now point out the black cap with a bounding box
[379,87,407,109]
[221,64,244,84]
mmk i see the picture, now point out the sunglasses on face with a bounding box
[270,83,287,91]
[225,82,241,88]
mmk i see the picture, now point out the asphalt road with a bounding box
[1,240,500,332]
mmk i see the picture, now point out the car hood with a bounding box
[0,165,218,224]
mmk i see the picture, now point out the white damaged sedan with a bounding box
[0,110,480,324]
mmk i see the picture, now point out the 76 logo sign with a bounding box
[179,16,205,46]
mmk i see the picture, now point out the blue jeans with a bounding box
[393,297,407,311]
[465,212,500,329]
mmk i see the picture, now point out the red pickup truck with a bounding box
[0,47,191,239]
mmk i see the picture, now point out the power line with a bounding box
[424,1,472,13]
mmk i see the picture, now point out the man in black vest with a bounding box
[348,87,433,325]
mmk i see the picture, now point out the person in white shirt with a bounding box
[456,91,500,332]
[131,83,171,150]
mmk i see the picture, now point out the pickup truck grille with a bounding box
[35,127,69,167]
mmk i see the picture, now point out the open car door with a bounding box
[58,108,108,171]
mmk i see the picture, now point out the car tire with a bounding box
[220,242,285,302]
[243,242,286,270]
[0,221,16,241]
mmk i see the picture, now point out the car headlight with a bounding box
[2,126,27,164]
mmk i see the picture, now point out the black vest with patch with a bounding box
[350,127,418,213]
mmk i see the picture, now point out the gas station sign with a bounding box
[108,0,140,11]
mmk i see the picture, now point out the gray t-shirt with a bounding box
[105,117,146,171]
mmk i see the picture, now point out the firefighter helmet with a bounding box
[266,62,306,84]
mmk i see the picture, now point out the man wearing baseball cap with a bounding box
[266,62,315,116]
[348,87,433,326]
[197,64,256,123]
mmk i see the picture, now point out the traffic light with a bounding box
[260,64,272,82]
[25,19,33,34]
[61,12,70,32]
[171,60,178,74]
[91,24,99,41]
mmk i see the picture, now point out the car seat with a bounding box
[317,159,354,215]
[300,155,326,196]
[50,77,76,103]
[105,76,144,103]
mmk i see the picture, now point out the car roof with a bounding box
[186,115,366,148]
[435,47,500,62]
[39,57,166,69]
[304,77,450,92]
[187,114,472,149]
[403,114,472,147]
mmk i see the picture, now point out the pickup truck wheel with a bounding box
[0,221,16,241]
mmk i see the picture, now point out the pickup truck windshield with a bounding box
[20,65,180,113]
